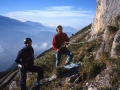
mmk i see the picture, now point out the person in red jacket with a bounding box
[52,25,73,67]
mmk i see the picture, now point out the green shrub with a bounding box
[80,59,106,81]
[107,26,118,33]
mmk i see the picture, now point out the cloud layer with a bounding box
[33,42,49,50]
[3,6,95,29]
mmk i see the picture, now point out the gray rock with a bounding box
[111,30,120,58]
[91,0,120,36]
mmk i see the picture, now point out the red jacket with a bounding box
[52,32,69,52]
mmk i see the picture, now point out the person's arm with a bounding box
[15,50,24,65]
[52,35,59,52]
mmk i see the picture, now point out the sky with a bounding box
[0,0,97,30]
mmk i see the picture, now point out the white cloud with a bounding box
[32,44,38,48]
[44,6,73,11]
[32,42,48,50]
[40,42,48,49]
[2,6,95,29]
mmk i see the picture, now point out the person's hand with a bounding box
[64,41,66,45]
[56,49,60,52]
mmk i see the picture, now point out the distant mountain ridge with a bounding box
[0,15,35,32]
[0,15,78,33]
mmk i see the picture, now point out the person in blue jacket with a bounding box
[15,38,43,90]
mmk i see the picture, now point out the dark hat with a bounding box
[24,38,32,44]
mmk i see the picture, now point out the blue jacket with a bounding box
[15,46,34,67]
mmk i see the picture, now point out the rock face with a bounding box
[84,64,117,89]
[91,0,120,59]
[86,0,120,89]
[111,29,120,58]
[9,81,17,90]
[91,0,120,36]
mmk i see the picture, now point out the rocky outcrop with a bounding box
[92,0,120,60]
[86,0,120,89]
[84,64,117,89]
[111,29,120,58]
[91,0,120,36]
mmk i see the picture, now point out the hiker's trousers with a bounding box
[56,50,73,67]
[19,65,43,90]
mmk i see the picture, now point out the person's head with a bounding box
[56,25,63,33]
[24,38,32,47]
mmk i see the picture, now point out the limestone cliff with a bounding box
[91,0,120,59]
[91,0,120,36]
